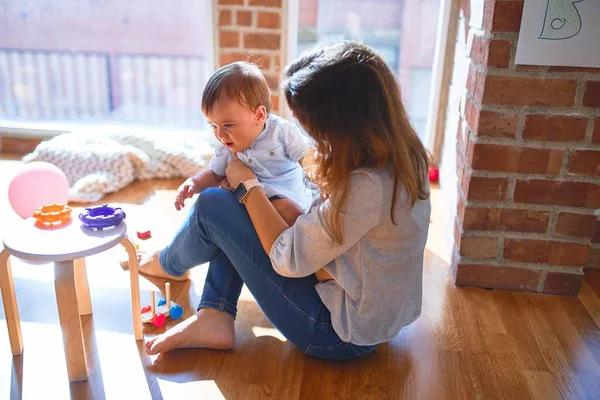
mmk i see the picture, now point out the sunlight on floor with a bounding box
[0,321,72,399]
[0,319,154,400]
[251,326,287,342]
[95,330,152,399]
[157,378,225,399]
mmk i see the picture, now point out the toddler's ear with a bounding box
[254,105,268,125]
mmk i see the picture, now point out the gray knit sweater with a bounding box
[269,167,431,345]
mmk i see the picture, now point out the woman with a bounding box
[139,40,431,360]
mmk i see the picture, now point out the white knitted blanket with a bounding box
[22,131,214,203]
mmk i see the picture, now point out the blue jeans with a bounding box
[158,188,377,360]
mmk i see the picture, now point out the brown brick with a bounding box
[504,239,589,266]
[568,150,600,177]
[490,1,524,33]
[593,220,600,243]
[244,32,280,49]
[466,67,485,103]
[466,135,475,166]
[464,97,480,132]
[219,30,240,48]
[488,39,511,68]
[478,110,518,138]
[455,219,462,249]
[500,209,549,233]
[249,0,282,7]
[237,10,252,26]
[589,245,600,265]
[472,144,563,175]
[219,0,243,4]
[258,11,281,29]
[522,114,588,142]
[549,242,590,266]
[483,76,576,107]
[470,35,487,66]
[548,66,600,73]
[456,264,541,292]
[467,176,509,201]
[543,272,583,296]
[219,52,271,73]
[460,236,498,259]
[219,52,247,67]
[457,196,466,226]
[459,160,471,196]
[555,213,597,238]
[219,10,232,26]
[247,53,271,70]
[514,180,600,208]
[463,207,502,230]
[504,239,550,263]
[593,119,600,144]
[583,81,600,108]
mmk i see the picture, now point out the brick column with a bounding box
[215,0,284,113]
[454,0,600,295]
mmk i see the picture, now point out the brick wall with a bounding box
[216,0,285,113]
[453,0,600,296]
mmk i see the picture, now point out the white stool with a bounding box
[0,214,142,382]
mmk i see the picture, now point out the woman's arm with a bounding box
[244,188,333,281]
[225,157,288,254]
[227,158,383,280]
[243,188,289,254]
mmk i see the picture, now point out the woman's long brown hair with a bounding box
[281,41,430,244]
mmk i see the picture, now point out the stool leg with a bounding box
[0,250,23,355]
[120,238,143,341]
[54,260,88,382]
[74,258,92,315]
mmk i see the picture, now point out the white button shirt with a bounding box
[210,114,316,211]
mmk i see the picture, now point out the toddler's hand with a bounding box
[175,179,195,211]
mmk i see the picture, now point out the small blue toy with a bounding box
[141,282,184,327]
[79,204,126,230]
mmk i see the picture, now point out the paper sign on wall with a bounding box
[515,0,600,68]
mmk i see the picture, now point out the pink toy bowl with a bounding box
[8,162,70,219]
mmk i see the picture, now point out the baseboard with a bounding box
[584,268,600,298]
[0,136,44,154]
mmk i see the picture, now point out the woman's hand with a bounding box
[225,154,256,188]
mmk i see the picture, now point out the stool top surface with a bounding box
[3,210,127,262]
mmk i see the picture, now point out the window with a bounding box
[294,0,441,141]
[0,1,214,132]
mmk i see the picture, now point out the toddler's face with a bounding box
[206,98,267,153]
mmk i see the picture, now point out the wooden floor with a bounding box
[1,154,600,399]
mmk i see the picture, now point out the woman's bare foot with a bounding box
[121,248,190,281]
[145,308,236,355]
[138,250,191,281]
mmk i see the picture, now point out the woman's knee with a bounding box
[194,187,241,223]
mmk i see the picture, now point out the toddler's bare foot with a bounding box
[145,308,235,355]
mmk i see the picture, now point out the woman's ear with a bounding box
[254,105,267,125]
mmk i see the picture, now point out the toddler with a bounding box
[175,61,314,225]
